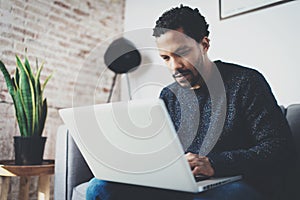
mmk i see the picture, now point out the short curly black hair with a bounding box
[153,5,210,43]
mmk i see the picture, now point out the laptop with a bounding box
[59,98,241,193]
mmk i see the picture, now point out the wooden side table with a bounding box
[0,160,54,200]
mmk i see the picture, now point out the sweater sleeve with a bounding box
[207,71,294,177]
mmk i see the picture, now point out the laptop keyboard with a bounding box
[195,175,210,182]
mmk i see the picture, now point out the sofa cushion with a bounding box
[72,182,89,200]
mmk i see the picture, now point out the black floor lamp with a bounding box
[104,37,141,103]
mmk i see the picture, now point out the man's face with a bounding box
[156,29,204,88]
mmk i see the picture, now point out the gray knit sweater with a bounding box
[159,60,295,196]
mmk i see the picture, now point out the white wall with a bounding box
[123,0,300,106]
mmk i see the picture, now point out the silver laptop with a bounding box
[59,98,241,193]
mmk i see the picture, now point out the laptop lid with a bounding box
[59,99,241,193]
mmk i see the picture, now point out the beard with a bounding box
[172,60,204,89]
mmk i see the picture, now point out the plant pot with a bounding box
[14,136,47,165]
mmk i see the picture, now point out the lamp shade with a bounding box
[104,37,141,74]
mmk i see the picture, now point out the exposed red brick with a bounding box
[69,37,86,46]
[0,93,5,100]
[0,0,125,198]
[73,8,89,17]
[12,26,35,38]
[25,4,46,16]
[102,87,110,93]
[99,19,107,26]
[11,6,26,18]
[26,21,44,33]
[65,21,81,30]
[77,49,90,57]
[48,14,69,26]
[64,12,81,21]
[79,33,91,40]
[0,38,11,47]
[2,50,15,57]
[53,1,70,9]
[58,41,70,48]
[86,1,93,10]
[11,0,25,8]
[106,16,113,20]
[50,5,63,15]
[48,30,67,40]
[1,31,24,42]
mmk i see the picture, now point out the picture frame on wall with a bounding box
[219,0,295,20]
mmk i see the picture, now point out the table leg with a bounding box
[19,176,30,200]
[0,176,10,200]
[38,175,50,200]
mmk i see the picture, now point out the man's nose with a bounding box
[170,57,183,71]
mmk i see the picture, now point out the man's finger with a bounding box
[192,166,201,175]
[185,152,198,161]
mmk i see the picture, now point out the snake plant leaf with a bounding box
[24,56,35,84]
[14,68,20,89]
[1,56,51,137]
[36,61,44,81]
[41,73,53,93]
[0,60,15,95]
[13,88,28,136]
[0,60,27,136]
[35,98,47,136]
[12,77,17,91]
[35,62,43,109]
[34,65,43,136]
[16,55,35,136]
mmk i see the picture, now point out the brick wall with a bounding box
[0,0,125,199]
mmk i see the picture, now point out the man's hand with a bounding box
[185,152,215,177]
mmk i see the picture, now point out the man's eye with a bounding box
[161,56,170,61]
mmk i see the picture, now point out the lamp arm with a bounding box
[125,73,132,100]
[106,73,118,103]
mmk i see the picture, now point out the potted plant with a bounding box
[0,55,52,165]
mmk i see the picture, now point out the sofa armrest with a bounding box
[280,104,300,200]
[286,104,300,156]
[54,125,93,200]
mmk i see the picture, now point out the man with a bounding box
[86,5,296,200]
[153,4,297,199]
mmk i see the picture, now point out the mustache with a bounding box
[172,69,191,78]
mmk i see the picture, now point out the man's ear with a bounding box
[200,36,210,52]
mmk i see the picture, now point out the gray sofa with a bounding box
[54,104,300,200]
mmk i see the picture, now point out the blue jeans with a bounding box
[86,178,264,200]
